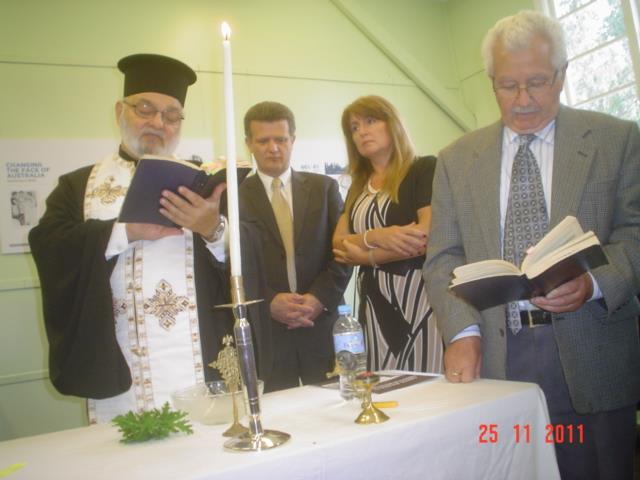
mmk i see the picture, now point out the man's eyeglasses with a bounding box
[122,100,184,125]
[493,70,559,100]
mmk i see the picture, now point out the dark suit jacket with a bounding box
[239,170,352,384]
[425,106,640,414]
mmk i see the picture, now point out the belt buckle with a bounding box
[525,311,541,328]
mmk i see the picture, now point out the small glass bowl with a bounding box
[171,380,263,425]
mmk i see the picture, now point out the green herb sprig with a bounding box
[112,402,193,443]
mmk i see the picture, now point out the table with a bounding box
[0,378,559,479]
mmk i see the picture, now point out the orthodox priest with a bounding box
[29,53,270,423]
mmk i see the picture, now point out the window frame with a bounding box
[535,0,640,117]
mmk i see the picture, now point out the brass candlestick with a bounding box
[354,372,389,425]
[209,335,248,437]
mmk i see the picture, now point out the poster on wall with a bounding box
[289,138,350,198]
[0,138,214,254]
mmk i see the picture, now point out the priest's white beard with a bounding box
[118,110,179,158]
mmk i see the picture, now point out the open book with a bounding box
[118,156,251,227]
[449,216,608,310]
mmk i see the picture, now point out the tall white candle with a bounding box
[221,22,241,277]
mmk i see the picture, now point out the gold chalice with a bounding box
[353,372,389,425]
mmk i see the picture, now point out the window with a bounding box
[537,0,640,122]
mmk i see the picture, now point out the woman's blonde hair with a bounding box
[341,95,416,213]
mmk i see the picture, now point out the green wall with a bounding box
[0,0,529,440]
[448,0,535,126]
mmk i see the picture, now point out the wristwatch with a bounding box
[205,215,227,243]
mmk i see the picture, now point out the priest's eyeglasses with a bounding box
[493,70,559,100]
[122,100,184,125]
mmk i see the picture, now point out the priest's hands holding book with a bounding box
[119,156,251,240]
[126,183,227,242]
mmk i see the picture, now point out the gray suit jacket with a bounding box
[425,106,640,414]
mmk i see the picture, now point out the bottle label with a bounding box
[333,332,365,355]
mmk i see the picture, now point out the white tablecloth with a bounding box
[0,378,559,480]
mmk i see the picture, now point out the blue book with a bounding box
[118,156,251,227]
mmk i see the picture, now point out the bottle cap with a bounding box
[337,304,352,315]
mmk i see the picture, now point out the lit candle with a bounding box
[221,21,241,277]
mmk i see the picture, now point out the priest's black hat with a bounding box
[117,53,197,106]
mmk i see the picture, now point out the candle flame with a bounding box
[221,22,231,41]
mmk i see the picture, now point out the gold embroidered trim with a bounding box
[143,279,190,331]
[132,244,153,410]
[84,163,101,221]
[184,232,204,384]
[86,175,127,205]
[112,298,127,318]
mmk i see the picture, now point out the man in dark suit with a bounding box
[239,101,352,392]
[424,11,640,480]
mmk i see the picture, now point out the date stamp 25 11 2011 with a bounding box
[478,423,585,444]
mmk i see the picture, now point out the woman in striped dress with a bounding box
[332,95,443,373]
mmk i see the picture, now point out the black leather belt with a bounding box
[519,310,552,327]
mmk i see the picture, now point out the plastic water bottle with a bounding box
[332,304,366,400]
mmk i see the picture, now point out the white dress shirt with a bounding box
[256,167,294,216]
